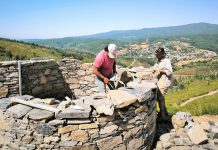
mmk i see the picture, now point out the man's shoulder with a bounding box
[163,58,171,63]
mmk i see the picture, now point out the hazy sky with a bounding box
[0,0,218,39]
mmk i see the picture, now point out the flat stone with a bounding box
[187,124,208,144]
[108,90,137,108]
[48,119,66,126]
[67,119,91,124]
[119,86,153,102]
[79,123,98,130]
[58,125,79,134]
[6,104,32,118]
[28,109,54,121]
[0,98,14,112]
[56,107,90,119]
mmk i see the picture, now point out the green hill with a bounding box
[27,23,218,54]
[0,38,61,61]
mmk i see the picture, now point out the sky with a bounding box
[0,0,218,39]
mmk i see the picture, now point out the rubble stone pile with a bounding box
[0,80,157,150]
[154,112,218,150]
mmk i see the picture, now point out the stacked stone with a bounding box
[21,59,72,99]
[58,57,98,98]
[0,81,157,150]
[0,61,19,98]
[155,112,218,150]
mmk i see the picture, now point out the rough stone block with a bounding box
[187,124,208,144]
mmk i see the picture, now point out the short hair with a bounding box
[155,47,165,54]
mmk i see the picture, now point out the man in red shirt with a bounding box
[93,44,118,92]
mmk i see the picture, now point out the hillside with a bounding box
[27,23,218,55]
[0,38,96,63]
[0,38,61,61]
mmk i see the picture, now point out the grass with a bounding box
[180,92,218,116]
[0,38,61,61]
[166,79,218,105]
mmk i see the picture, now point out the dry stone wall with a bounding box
[0,58,158,149]
[58,58,98,99]
[0,81,157,150]
[0,58,98,99]
[0,61,19,98]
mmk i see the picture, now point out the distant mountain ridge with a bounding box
[27,23,218,42]
[80,23,218,39]
[26,23,218,52]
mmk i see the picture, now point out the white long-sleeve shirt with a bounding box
[152,58,173,88]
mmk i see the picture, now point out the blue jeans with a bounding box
[96,74,115,93]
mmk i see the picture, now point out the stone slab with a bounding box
[6,104,32,118]
[56,107,90,119]
[0,98,14,112]
[28,109,54,121]
[187,124,208,144]
[108,90,137,108]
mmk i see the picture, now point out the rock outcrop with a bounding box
[154,112,218,150]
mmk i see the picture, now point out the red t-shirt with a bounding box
[93,50,115,77]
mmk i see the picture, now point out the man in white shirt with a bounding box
[152,47,173,121]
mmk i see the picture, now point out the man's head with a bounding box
[155,47,165,60]
[108,44,118,58]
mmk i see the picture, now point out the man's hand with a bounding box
[103,78,109,84]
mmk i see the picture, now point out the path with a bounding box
[180,89,218,106]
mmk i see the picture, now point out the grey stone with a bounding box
[6,104,32,118]
[36,123,55,136]
[15,95,34,101]
[28,109,54,121]
[48,119,66,126]
[56,107,90,119]
[210,126,218,139]
[0,98,14,112]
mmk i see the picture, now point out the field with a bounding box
[0,38,61,61]
[165,59,218,116]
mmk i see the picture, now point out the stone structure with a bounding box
[0,58,158,149]
[0,58,98,99]
[0,80,157,149]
